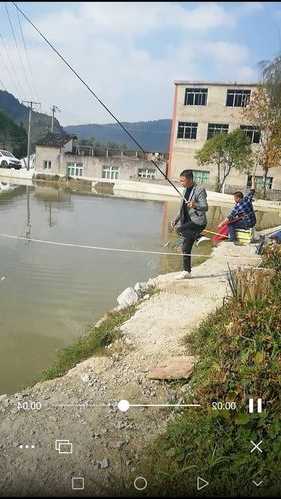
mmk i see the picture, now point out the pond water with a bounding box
[0,184,280,394]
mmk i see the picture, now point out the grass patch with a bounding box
[38,304,137,382]
[139,244,281,497]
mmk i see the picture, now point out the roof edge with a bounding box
[174,81,258,87]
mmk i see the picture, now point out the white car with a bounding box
[0,150,22,170]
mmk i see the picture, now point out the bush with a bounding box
[141,243,281,496]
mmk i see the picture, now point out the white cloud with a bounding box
[0,2,259,125]
[32,1,236,41]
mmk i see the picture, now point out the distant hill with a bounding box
[64,119,172,153]
[0,109,27,158]
[0,91,64,150]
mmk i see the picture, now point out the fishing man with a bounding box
[171,169,208,279]
[218,189,256,242]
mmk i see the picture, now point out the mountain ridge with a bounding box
[64,119,172,152]
[0,90,64,148]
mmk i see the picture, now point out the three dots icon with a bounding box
[19,444,35,449]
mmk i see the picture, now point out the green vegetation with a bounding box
[196,129,253,193]
[80,136,129,151]
[243,86,281,199]
[141,243,281,497]
[0,90,63,149]
[0,109,27,157]
[39,305,137,381]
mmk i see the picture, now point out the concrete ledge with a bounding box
[0,167,33,181]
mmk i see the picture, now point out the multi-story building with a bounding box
[168,81,281,193]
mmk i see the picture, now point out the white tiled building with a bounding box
[168,81,281,193]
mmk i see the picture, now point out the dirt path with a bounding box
[0,243,260,497]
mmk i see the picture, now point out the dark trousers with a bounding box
[180,222,206,273]
[228,220,249,242]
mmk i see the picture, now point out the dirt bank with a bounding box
[0,242,260,497]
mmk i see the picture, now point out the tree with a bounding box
[195,129,253,193]
[260,56,281,116]
[243,85,281,198]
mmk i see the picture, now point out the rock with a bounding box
[134,282,148,297]
[110,440,126,449]
[147,356,195,380]
[99,458,109,469]
[80,373,91,384]
[117,287,139,309]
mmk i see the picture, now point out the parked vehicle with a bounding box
[0,150,22,170]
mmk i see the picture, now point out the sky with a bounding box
[0,1,280,126]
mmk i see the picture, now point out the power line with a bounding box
[15,2,38,100]
[0,32,23,98]
[4,1,33,98]
[12,2,184,201]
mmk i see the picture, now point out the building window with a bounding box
[67,162,83,177]
[43,160,51,169]
[240,125,261,144]
[138,168,156,179]
[226,89,251,107]
[207,123,229,139]
[184,88,208,106]
[193,170,210,184]
[102,165,119,180]
[247,175,273,190]
[177,122,198,140]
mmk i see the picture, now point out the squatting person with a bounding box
[171,169,208,279]
[218,189,256,242]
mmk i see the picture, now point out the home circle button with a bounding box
[134,476,148,491]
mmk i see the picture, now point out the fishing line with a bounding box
[0,233,262,260]
[11,2,185,202]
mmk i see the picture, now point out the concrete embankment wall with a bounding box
[1,167,281,212]
[108,178,281,211]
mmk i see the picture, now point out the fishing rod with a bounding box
[12,2,186,203]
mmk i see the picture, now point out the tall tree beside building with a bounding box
[195,129,253,193]
[260,56,281,115]
[243,85,281,198]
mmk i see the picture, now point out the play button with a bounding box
[197,476,209,491]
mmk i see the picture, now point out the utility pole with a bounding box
[51,105,61,133]
[22,100,41,171]
[25,185,31,239]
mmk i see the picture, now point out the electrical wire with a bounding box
[4,2,33,98]
[15,2,38,100]
[11,2,185,201]
[0,32,23,98]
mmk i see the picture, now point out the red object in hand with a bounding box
[212,223,229,243]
